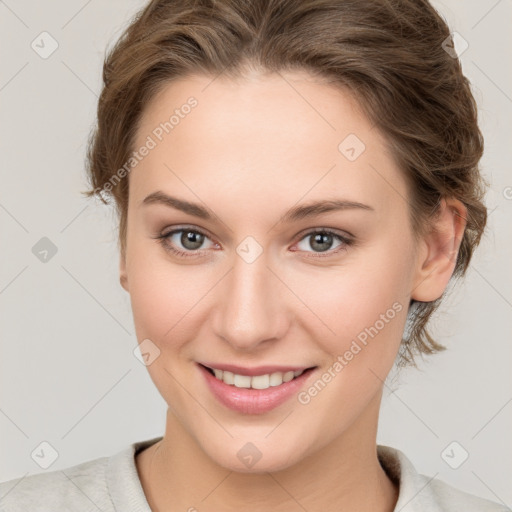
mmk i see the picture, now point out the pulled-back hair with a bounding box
[83,0,488,367]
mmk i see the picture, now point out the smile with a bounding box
[198,363,317,414]
[205,366,306,390]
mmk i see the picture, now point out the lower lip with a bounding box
[198,364,316,415]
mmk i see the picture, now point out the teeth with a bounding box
[251,374,270,389]
[283,371,295,382]
[223,371,234,385]
[233,374,251,388]
[209,367,306,390]
[269,372,283,387]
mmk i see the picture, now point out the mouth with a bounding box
[199,363,317,390]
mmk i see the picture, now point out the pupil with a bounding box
[182,231,204,250]
[311,233,332,252]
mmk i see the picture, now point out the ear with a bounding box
[120,251,129,292]
[411,197,467,302]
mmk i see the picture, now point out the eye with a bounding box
[293,228,353,257]
[155,226,217,258]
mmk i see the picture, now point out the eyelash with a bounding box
[154,226,354,259]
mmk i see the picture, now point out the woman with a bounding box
[0,0,507,510]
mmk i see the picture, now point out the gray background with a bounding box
[1,0,511,506]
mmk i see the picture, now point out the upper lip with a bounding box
[199,362,316,377]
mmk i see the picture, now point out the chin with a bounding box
[201,436,308,474]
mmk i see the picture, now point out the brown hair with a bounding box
[83,0,488,367]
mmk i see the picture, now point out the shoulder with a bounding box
[426,476,510,512]
[0,437,161,512]
[0,454,112,512]
[377,445,509,512]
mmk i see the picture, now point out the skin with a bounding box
[119,70,467,512]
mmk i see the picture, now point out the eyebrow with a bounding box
[140,190,375,224]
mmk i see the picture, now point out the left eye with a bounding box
[294,229,352,256]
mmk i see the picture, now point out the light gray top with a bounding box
[0,436,508,511]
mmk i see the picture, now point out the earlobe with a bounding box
[120,253,129,292]
[411,198,467,303]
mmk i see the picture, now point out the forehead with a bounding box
[130,72,408,217]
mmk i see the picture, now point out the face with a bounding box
[120,71,445,473]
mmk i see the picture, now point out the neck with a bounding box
[136,393,398,512]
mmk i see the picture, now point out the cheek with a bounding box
[126,244,223,360]
[289,237,413,365]
[126,244,197,343]
[292,249,411,436]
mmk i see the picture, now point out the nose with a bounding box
[212,251,290,352]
